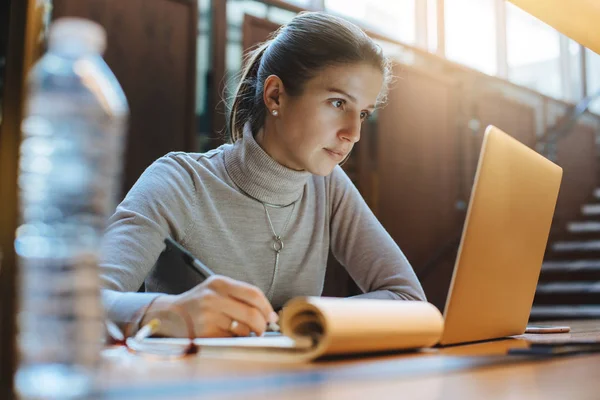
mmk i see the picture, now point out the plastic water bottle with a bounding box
[14,18,128,399]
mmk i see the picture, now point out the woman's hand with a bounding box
[140,275,279,338]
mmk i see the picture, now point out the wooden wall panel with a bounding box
[465,94,537,190]
[420,93,536,310]
[376,65,462,308]
[0,2,28,396]
[209,0,227,143]
[554,123,598,228]
[0,1,51,394]
[52,0,197,197]
[242,14,279,55]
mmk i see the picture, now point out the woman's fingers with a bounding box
[170,275,276,338]
[206,276,278,324]
[212,311,252,337]
[216,294,267,335]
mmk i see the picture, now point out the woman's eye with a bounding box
[360,111,369,120]
[331,99,345,109]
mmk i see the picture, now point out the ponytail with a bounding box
[227,42,270,142]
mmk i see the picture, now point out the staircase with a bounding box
[531,189,600,320]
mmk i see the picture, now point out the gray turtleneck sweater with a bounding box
[100,126,426,324]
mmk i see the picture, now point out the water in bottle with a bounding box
[14,18,128,399]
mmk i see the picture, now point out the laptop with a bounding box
[438,125,563,346]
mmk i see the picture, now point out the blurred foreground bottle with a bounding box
[14,18,128,399]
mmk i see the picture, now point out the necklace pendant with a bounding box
[272,235,284,253]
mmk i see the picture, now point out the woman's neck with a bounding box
[222,122,311,206]
[254,120,304,172]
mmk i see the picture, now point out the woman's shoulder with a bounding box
[151,143,232,175]
[307,165,357,204]
[322,165,354,188]
[162,143,231,164]
[131,145,232,195]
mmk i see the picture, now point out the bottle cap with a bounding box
[49,17,107,53]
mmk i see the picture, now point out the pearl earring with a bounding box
[271,110,278,116]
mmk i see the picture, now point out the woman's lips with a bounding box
[324,148,346,161]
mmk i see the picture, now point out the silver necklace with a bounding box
[226,177,299,299]
[263,201,296,299]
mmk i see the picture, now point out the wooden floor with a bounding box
[98,320,600,399]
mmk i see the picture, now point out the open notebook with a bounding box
[128,297,444,362]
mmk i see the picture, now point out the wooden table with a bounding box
[97,320,600,399]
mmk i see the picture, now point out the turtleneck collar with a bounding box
[223,123,311,206]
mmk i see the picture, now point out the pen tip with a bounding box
[268,322,280,332]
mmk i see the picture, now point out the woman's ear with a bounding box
[263,75,285,114]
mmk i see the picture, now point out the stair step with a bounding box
[579,205,600,221]
[534,281,600,304]
[547,240,600,260]
[565,222,600,239]
[530,305,600,321]
[549,223,600,241]
[539,260,600,281]
[568,221,600,233]
[559,232,600,241]
[582,204,600,215]
[536,282,600,293]
[552,240,600,251]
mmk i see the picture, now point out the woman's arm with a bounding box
[100,153,197,324]
[328,166,426,301]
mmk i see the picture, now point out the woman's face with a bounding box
[259,62,384,176]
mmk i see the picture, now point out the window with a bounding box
[427,0,438,53]
[506,2,561,99]
[444,0,496,75]
[325,0,416,44]
[282,0,314,7]
[195,0,212,149]
[567,40,583,102]
[586,49,600,114]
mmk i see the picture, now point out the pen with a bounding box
[163,237,280,332]
[164,237,215,279]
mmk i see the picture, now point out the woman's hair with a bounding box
[227,11,392,142]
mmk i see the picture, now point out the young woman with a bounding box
[100,11,425,338]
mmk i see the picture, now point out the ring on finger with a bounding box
[229,319,239,332]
